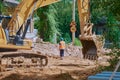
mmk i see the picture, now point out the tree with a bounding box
[55,0,72,43]
[54,0,81,43]
[0,0,5,14]
[35,5,59,43]
[90,0,120,72]
[91,0,120,47]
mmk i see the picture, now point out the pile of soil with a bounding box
[33,42,83,58]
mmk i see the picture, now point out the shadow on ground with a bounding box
[1,73,75,80]
[1,69,97,80]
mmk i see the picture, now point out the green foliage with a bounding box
[91,0,120,47]
[105,14,120,47]
[16,0,21,1]
[63,33,71,44]
[91,0,120,21]
[35,5,59,43]
[35,0,80,43]
[54,0,80,43]
[0,1,6,14]
[101,0,120,20]
[55,1,72,38]
[98,49,120,71]
[34,0,120,45]
[74,38,81,46]
[90,0,120,73]
[91,1,105,24]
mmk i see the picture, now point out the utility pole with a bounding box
[72,0,76,21]
[70,0,76,45]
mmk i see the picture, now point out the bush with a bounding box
[63,33,71,44]
[74,38,82,46]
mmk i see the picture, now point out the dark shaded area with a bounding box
[3,0,19,7]
[57,64,81,67]
[1,73,75,80]
[80,40,97,60]
[0,48,17,52]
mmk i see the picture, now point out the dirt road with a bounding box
[0,43,108,80]
[0,56,99,80]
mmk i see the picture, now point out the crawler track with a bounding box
[0,52,48,71]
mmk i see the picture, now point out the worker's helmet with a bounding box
[60,37,64,41]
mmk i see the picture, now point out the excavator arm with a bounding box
[8,0,60,36]
[77,0,98,60]
[78,0,91,37]
[0,0,60,50]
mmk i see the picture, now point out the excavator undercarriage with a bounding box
[0,52,48,72]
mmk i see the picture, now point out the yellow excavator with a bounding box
[78,0,99,60]
[0,0,60,71]
[0,0,59,50]
[0,0,101,71]
[71,0,100,60]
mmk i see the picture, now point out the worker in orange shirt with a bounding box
[59,38,65,59]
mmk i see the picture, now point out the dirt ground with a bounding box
[0,42,109,80]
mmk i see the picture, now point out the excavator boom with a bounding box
[77,0,98,60]
[0,0,60,50]
[8,0,60,36]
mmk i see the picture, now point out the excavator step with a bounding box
[88,71,120,80]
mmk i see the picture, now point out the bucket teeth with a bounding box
[84,54,98,60]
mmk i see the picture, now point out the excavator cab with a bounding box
[0,15,32,50]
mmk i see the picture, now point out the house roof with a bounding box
[3,0,19,7]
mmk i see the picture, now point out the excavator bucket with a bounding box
[80,39,98,60]
[80,35,104,60]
